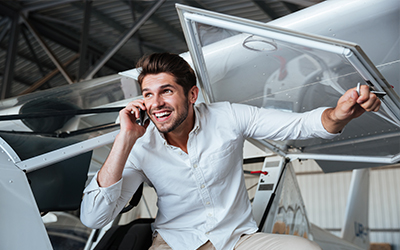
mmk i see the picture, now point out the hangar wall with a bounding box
[294,160,400,250]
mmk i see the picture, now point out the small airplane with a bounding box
[0,0,398,249]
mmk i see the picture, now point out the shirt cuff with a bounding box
[313,107,342,139]
[84,172,123,205]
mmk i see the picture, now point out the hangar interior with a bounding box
[0,0,399,249]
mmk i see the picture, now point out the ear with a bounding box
[188,86,199,104]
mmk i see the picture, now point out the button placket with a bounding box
[188,134,215,231]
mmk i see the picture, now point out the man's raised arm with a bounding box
[80,100,148,228]
[98,99,148,187]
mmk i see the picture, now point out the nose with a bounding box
[150,94,165,109]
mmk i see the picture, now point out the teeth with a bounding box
[155,112,170,118]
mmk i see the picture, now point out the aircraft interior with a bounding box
[0,0,399,250]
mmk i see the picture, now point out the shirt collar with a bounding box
[192,105,200,135]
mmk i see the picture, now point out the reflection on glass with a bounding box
[242,36,277,52]
[189,20,400,158]
[0,74,141,132]
[263,163,312,240]
[0,74,141,155]
[43,212,91,250]
[199,27,359,111]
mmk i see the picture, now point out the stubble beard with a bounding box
[152,100,190,134]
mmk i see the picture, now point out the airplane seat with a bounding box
[94,183,155,250]
[0,132,92,212]
[27,151,92,212]
[94,218,154,250]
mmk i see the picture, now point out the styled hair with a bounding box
[136,53,196,95]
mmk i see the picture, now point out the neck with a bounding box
[164,106,195,154]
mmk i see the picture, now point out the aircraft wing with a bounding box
[0,72,142,174]
[175,1,400,173]
[0,71,144,249]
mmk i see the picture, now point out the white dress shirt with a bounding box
[81,102,336,250]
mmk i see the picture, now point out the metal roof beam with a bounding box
[182,0,209,10]
[21,26,46,77]
[30,13,82,31]
[0,20,11,44]
[128,0,145,57]
[21,0,79,13]
[70,2,165,53]
[21,14,74,84]
[281,1,302,12]
[77,0,92,81]
[32,12,164,54]
[71,1,125,33]
[130,1,185,43]
[0,37,54,70]
[83,0,166,80]
[126,1,174,53]
[0,68,33,87]
[0,40,59,90]
[0,17,10,27]
[250,0,287,20]
[282,0,322,8]
[28,17,131,70]
[2,13,20,99]
[19,54,79,95]
[80,0,183,48]
[0,2,22,18]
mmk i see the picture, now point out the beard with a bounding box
[150,100,190,134]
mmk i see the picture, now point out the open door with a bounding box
[176,4,400,172]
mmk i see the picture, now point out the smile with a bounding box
[153,111,172,122]
[155,111,171,119]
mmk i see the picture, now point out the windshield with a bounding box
[177,5,400,162]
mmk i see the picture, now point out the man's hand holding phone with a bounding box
[119,99,149,141]
[136,108,148,126]
[98,99,149,188]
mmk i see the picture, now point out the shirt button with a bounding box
[206,201,210,205]
[178,152,182,155]
[205,232,210,235]
[193,164,198,168]
[201,184,205,189]
[208,213,213,217]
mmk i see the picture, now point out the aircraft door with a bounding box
[176,3,400,172]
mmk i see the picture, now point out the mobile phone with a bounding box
[136,109,147,126]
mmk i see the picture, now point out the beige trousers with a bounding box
[148,232,322,250]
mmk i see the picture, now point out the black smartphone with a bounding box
[136,109,147,126]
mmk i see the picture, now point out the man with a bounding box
[81,53,381,250]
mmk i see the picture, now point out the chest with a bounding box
[137,128,244,196]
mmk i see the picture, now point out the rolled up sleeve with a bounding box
[80,166,145,229]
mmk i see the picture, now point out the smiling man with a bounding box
[140,72,195,151]
[80,53,380,250]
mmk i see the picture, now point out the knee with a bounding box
[285,236,321,250]
[247,233,321,250]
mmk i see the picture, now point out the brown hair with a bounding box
[136,53,196,95]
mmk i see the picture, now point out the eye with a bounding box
[143,92,152,98]
[164,89,172,94]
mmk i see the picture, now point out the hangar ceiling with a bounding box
[0,0,322,99]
